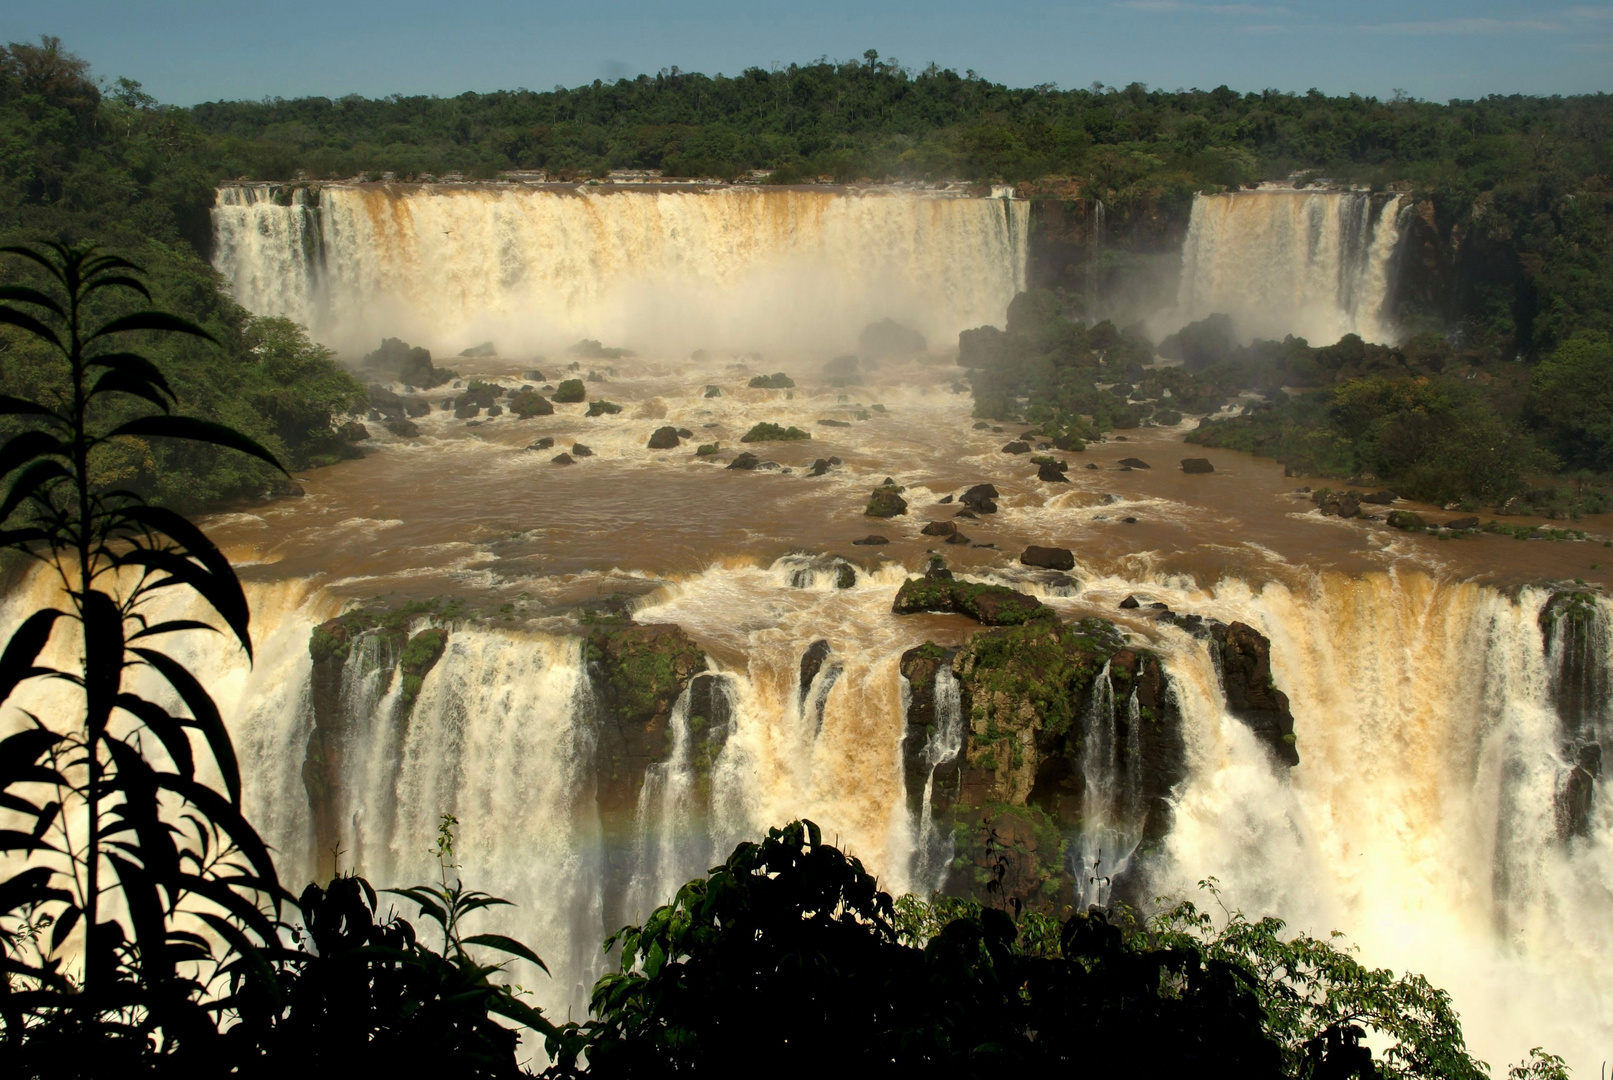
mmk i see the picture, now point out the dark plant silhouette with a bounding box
[0,241,290,1073]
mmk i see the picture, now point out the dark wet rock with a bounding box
[939,495,954,504]
[525,437,555,451]
[1387,509,1426,530]
[586,400,623,417]
[1211,621,1299,767]
[818,418,852,428]
[1002,441,1031,454]
[727,452,761,470]
[551,453,575,465]
[860,317,926,357]
[405,399,431,418]
[572,443,594,457]
[552,378,587,403]
[972,421,991,430]
[523,369,546,382]
[866,489,908,518]
[510,389,554,417]
[384,417,419,438]
[1119,595,1140,609]
[486,404,503,417]
[953,508,978,519]
[1443,516,1480,530]
[704,385,722,398]
[899,642,962,816]
[808,458,832,476]
[569,338,634,360]
[944,532,971,545]
[892,574,1052,625]
[1118,457,1150,469]
[851,535,889,546]
[748,372,795,389]
[337,420,370,443]
[921,520,957,537]
[459,341,497,357]
[741,422,811,442]
[1360,490,1398,505]
[454,403,481,420]
[676,427,693,439]
[647,426,681,449]
[1180,457,1214,474]
[960,484,999,514]
[1558,743,1601,839]
[799,640,833,705]
[1020,546,1075,571]
[1085,463,1099,470]
[1314,489,1362,518]
[829,457,843,465]
[1037,461,1069,483]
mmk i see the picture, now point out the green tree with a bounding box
[1529,332,1613,470]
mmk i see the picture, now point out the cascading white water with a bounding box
[212,184,1030,358]
[1172,189,1409,345]
[1073,662,1146,909]
[910,665,965,893]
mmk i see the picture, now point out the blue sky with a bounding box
[4,0,1609,106]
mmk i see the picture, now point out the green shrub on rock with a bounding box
[553,378,587,403]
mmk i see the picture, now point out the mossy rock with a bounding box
[865,490,908,517]
[510,389,553,417]
[696,443,721,456]
[552,378,586,403]
[586,399,623,416]
[891,577,1052,626]
[747,372,795,389]
[740,422,811,442]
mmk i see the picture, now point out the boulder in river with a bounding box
[807,458,832,476]
[704,385,722,398]
[551,453,575,465]
[572,443,594,457]
[921,520,957,537]
[1119,594,1140,609]
[1315,489,1362,518]
[727,452,761,470]
[1180,457,1214,474]
[1360,490,1398,505]
[818,418,852,428]
[960,484,999,514]
[891,573,1052,625]
[647,426,681,449]
[851,535,889,546]
[741,422,811,442]
[552,378,586,403]
[1211,621,1300,767]
[523,369,546,382]
[525,437,555,451]
[1020,546,1075,571]
[676,427,693,439]
[1118,457,1150,469]
[1443,516,1480,530]
[1002,441,1031,454]
[866,488,908,518]
[944,532,971,545]
[1037,461,1069,483]
[510,389,554,417]
[384,417,419,438]
[337,420,370,443]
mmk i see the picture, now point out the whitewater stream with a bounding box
[2,183,1607,1073]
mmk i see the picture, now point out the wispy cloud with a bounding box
[1363,18,1564,34]
[1567,5,1613,18]
[1112,1,1287,15]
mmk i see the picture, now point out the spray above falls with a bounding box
[1173,189,1409,345]
[211,183,1029,357]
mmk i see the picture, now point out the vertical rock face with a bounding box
[901,618,1188,919]
[1541,591,1607,839]
[303,612,449,879]
[899,643,962,821]
[1211,621,1300,767]
[584,622,708,932]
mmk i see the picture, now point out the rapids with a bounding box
[1,186,1607,1074]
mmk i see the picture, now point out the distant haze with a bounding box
[6,0,1610,107]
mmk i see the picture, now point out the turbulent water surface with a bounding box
[8,185,1610,1074]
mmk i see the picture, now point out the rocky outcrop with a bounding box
[586,622,709,932]
[866,486,908,517]
[1020,546,1074,571]
[647,426,681,449]
[907,616,1186,918]
[960,484,999,514]
[1180,458,1214,474]
[1540,591,1607,841]
[1387,510,1426,530]
[1211,621,1300,767]
[892,564,1052,625]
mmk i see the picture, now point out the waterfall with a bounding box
[1085,198,1105,321]
[1072,661,1146,908]
[911,665,965,893]
[212,183,1030,357]
[1173,189,1409,344]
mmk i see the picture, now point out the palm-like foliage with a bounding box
[0,242,290,1073]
